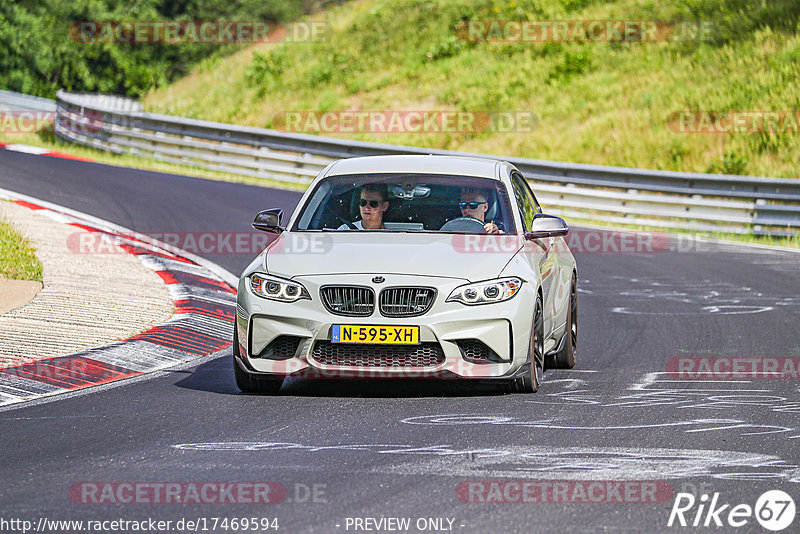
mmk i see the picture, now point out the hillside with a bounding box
[0,0,311,98]
[144,0,800,178]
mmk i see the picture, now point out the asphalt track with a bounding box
[1,149,799,533]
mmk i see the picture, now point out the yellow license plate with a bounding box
[331,325,420,345]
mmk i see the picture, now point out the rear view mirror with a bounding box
[391,185,431,199]
[525,213,569,239]
[252,208,284,234]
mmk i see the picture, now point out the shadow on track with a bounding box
[172,353,511,398]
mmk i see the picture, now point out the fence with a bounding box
[8,90,788,236]
[0,90,56,112]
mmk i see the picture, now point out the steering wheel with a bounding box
[439,216,487,233]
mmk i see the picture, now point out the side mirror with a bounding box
[252,208,284,234]
[525,213,569,240]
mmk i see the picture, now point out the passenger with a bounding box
[338,184,389,230]
[459,188,503,234]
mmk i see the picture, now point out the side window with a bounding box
[510,173,536,230]
[522,180,542,214]
[513,171,542,214]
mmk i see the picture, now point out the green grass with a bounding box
[0,211,43,282]
[144,0,800,179]
[7,0,800,248]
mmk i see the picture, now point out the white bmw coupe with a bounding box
[235,155,577,393]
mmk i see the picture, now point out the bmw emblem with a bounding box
[372,276,385,284]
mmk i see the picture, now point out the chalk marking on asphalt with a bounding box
[170,441,800,482]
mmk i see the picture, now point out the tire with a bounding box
[233,327,283,394]
[550,274,577,369]
[515,293,543,393]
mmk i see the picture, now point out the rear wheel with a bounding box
[515,294,543,393]
[233,327,284,394]
[549,274,577,369]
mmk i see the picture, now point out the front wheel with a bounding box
[233,327,284,394]
[514,294,543,393]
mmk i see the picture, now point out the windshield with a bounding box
[293,173,517,234]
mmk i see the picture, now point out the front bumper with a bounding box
[236,273,536,380]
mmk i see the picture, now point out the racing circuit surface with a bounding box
[1,150,799,533]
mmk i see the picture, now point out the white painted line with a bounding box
[0,188,240,409]
[3,144,49,155]
[0,187,237,286]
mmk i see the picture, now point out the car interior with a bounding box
[302,175,514,233]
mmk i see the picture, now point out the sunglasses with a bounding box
[459,201,486,210]
[359,198,382,208]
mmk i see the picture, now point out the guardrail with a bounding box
[0,90,56,112]
[52,90,799,236]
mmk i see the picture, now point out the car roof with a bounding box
[324,155,504,179]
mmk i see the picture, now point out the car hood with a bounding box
[263,231,522,282]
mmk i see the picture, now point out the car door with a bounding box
[518,174,570,333]
[509,172,555,338]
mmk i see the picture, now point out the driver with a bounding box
[459,188,503,234]
[338,183,389,230]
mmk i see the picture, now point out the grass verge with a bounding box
[143,0,800,179]
[0,210,43,282]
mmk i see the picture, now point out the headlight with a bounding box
[446,277,522,305]
[250,273,310,302]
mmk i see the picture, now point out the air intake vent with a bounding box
[312,341,445,368]
[457,339,505,363]
[255,336,302,360]
[320,286,375,316]
[379,287,436,317]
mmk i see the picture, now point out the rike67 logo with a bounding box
[668,490,795,531]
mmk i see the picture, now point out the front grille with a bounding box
[254,335,302,360]
[320,286,375,316]
[312,341,445,368]
[379,287,436,317]
[457,339,505,363]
